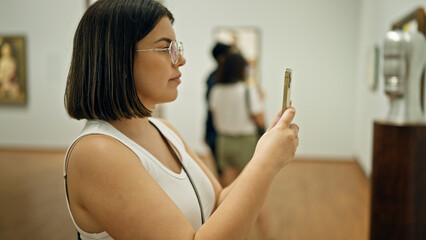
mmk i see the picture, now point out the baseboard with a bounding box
[295,156,356,163]
[0,147,67,153]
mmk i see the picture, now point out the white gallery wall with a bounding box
[0,0,424,177]
[0,0,86,148]
[162,0,360,159]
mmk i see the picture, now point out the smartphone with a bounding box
[282,68,292,114]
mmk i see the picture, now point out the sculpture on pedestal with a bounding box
[383,30,426,123]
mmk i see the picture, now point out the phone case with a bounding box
[282,68,292,113]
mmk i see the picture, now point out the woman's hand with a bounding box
[252,107,299,170]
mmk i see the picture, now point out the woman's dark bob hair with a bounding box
[64,0,173,121]
[217,53,248,84]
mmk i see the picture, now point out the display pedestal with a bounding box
[370,121,426,240]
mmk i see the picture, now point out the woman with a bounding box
[209,53,265,186]
[64,0,299,239]
[209,53,269,239]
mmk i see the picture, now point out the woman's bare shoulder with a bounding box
[72,134,129,156]
[68,134,140,176]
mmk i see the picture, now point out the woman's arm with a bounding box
[67,108,297,240]
[162,108,299,240]
[252,112,265,129]
[248,87,266,130]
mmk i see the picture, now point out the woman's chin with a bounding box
[158,92,179,104]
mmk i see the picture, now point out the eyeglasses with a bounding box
[136,41,184,64]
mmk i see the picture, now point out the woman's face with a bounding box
[133,17,186,110]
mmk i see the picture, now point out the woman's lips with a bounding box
[170,74,181,82]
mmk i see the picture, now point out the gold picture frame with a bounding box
[0,36,27,104]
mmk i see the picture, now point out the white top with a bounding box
[63,118,215,240]
[209,81,263,135]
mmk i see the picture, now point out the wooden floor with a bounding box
[0,150,370,240]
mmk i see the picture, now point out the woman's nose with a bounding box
[176,55,186,67]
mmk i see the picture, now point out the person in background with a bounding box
[63,0,299,239]
[209,53,265,186]
[204,42,231,176]
[209,52,270,240]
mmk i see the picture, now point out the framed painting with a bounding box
[367,44,380,91]
[0,36,27,104]
[214,27,261,86]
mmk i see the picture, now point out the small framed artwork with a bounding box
[0,36,27,104]
[214,27,261,86]
[367,44,379,91]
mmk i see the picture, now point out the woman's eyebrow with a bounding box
[154,37,172,43]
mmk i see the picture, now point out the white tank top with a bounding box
[63,118,215,240]
[209,82,264,135]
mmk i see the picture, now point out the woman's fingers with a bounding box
[267,108,283,131]
[267,107,296,131]
[275,107,296,129]
[289,123,299,133]
[289,123,300,146]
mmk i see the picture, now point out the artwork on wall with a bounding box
[214,27,261,86]
[367,44,380,91]
[0,36,27,104]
